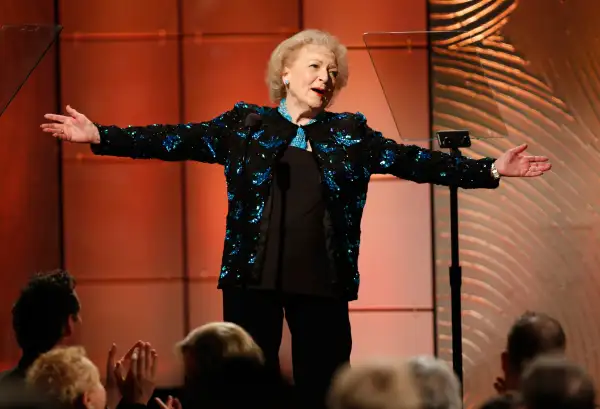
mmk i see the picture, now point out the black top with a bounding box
[255,146,336,297]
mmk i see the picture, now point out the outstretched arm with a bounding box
[42,105,242,165]
[364,126,500,189]
[362,119,551,187]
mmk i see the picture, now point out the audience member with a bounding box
[0,270,81,387]
[328,358,420,409]
[496,311,566,394]
[521,356,595,409]
[406,356,462,409]
[172,322,287,409]
[26,346,105,409]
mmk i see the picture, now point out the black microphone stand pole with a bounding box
[436,130,471,394]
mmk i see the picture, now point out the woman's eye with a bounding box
[330,71,338,78]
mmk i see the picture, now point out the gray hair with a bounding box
[407,356,462,409]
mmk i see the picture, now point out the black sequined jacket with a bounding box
[91,102,500,301]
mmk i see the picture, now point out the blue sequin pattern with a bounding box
[91,101,499,301]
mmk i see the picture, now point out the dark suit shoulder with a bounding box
[233,101,277,117]
[0,366,25,389]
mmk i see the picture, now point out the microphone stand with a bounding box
[436,130,471,394]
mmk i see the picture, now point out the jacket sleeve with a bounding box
[90,104,242,165]
[360,114,500,189]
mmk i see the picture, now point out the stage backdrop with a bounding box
[430,0,600,407]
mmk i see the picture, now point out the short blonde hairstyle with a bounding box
[26,346,100,406]
[176,322,263,365]
[266,29,349,104]
[328,360,421,409]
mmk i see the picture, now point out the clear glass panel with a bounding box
[363,31,508,143]
[0,24,62,116]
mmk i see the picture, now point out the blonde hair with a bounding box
[176,322,263,364]
[328,360,421,409]
[266,29,349,103]
[26,346,101,406]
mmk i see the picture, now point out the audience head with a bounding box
[521,356,594,409]
[502,311,566,390]
[328,359,420,409]
[479,394,520,409]
[26,346,105,409]
[12,270,81,358]
[176,322,284,409]
[406,356,462,409]
[175,321,263,382]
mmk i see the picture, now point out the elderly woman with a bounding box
[26,347,106,409]
[41,29,551,407]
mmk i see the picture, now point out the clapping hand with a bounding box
[112,341,158,405]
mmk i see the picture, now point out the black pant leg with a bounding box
[284,294,352,409]
[222,288,284,376]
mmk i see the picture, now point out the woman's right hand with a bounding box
[41,105,101,144]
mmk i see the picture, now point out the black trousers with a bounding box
[222,288,352,408]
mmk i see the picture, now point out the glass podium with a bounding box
[363,31,509,388]
[0,24,62,117]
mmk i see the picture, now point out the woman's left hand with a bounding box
[494,144,551,177]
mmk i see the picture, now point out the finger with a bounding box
[150,349,158,379]
[511,143,527,154]
[66,105,84,120]
[535,163,552,171]
[173,398,182,409]
[41,123,62,130]
[525,170,544,177]
[42,125,64,134]
[137,346,145,379]
[154,398,168,409]
[528,155,549,162]
[114,361,125,387]
[44,113,70,123]
[144,343,152,374]
[106,343,117,381]
[130,348,139,378]
[122,340,145,360]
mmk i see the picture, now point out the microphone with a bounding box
[244,113,262,131]
[241,113,262,172]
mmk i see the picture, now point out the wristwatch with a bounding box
[491,162,500,179]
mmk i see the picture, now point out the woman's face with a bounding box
[282,44,338,110]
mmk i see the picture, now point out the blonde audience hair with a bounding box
[25,346,100,407]
[328,359,421,409]
[266,29,349,104]
[176,322,263,365]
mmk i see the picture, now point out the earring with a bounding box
[283,79,289,86]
